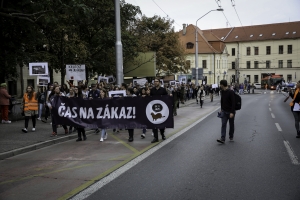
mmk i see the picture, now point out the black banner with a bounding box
[51,96,174,129]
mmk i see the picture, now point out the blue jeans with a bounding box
[221,111,235,140]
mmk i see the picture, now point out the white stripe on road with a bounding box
[275,123,282,131]
[70,107,221,200]
[269,108,272,111]
[271,113,275,118]
[284,140,299,165]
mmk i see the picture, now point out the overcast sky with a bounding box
[124,0,300,31]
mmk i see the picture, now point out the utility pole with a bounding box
[114,0,124,86]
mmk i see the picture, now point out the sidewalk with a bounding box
[0,98,211,159]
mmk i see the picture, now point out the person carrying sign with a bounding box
[150,78,172,143]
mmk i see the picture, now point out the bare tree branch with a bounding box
[0,12,35,23]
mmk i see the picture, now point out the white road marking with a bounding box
[269,108,272,111]
[271,113,275,118]
[275,123,282,131]
[284,140,299,165]
[70,107,222,200]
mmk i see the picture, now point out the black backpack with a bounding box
[234,92,242,110]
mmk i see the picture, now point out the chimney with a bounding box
[183,24,186,35]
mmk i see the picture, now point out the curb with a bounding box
[0,131,93,160]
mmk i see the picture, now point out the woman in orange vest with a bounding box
[289,81,300,138]
[21,86,38,133]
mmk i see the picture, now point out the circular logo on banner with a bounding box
[146,100,169,124]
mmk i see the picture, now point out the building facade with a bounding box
[178,24,228,85]
[202,21,300,84]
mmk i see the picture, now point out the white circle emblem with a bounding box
[146,100,169,124]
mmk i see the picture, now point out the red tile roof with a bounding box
[202,21,300,43]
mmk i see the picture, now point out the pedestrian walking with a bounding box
[289,81,300,138]
[150,78,171,143]
[42,84,53,123]
[21,86,38,133]
[172,86,180,116]
[0,83,11,123]
[217,80,236,144]
[209,85,214,102]
[37,87,45,120]
[126,88,137,142]
[197,86,205,108]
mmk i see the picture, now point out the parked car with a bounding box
[253,83,261,89]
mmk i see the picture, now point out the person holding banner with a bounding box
[150,78,172,143]
[21,86,38,133]
[99,89,108,142]
[127,88,137,142]
[47,86,69,137]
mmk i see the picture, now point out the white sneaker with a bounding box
[4,120,11,124]
[104,133,107,140]
[100,138,104,142]
[37,118,41,120]
[32,128,36,132]
[50,122,52,125]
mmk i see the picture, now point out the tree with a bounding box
[129,15,187,77]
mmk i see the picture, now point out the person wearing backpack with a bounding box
[217,80,236,144]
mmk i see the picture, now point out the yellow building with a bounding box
[203,21,300,84]
[178,21,300,85]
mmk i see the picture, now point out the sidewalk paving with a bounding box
[0,98,208,159]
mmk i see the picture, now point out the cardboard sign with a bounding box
[66,65,86,80]
[29,62,49,76]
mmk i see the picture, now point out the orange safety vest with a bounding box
[23,92,38,111]
[290,88,299,107]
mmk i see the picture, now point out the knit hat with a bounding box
[0,83,7,87]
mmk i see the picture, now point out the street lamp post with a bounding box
[195,9,223,85]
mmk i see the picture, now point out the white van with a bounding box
[253,83,261,89]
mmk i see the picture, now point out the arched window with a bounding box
[186,42,194,49]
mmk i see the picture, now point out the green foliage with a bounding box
[0,0,185,83]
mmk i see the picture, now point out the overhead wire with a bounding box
[151,0,181,28]
[214,0,232,27]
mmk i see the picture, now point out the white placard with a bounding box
[133,78,147,86]
[98,76,109,83]
[293,103,300,111]
[66,65,86,80]
[212,84,218,88]
[29,62,49,76]
[169,81,176,86]
[106,75,116,83]
[37,76,50,86]
[108,90,126,97]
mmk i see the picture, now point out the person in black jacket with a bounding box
[217,80,236,144]
[150,78,172,143]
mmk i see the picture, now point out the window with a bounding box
[202,60,207,68]
[186,42,194,49]
[286,32,289,35]
[235,36,238,38]
[254,61,259,69]
[278,60,283,68]
[266,46,271,55]
[293,31,296,34]
[247,61,251,69]
[232,48,235,56]
[247,47,251,55]
[266,60,270,68]
[259,34,263,36]
[288,45,292,54]
[232,62,235,69]
[254,75,259,83]
[272,33,276,36]
[254,47,259,55]
[287,60,292,68]
[279,45,283,54]
[287,74,292,82]
[250,34,253,37]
